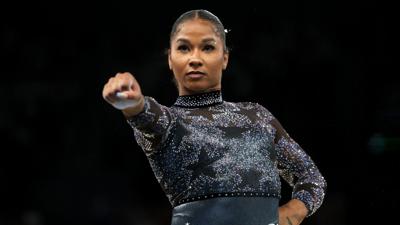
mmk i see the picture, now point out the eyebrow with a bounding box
[176,38,217,44]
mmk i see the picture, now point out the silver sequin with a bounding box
[127,91,326,216]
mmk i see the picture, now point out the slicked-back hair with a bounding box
[169,9,228,53]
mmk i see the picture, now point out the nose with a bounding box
[188,50,203,68]
[189,59,203,68]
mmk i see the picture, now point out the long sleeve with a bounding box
[254,103,326,216]
[271,117,327,216]
[126,96,176,155]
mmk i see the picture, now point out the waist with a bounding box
[171,196,279,225]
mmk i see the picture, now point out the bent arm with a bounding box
[271,118,327,217]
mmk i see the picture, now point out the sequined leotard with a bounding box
[127,90,326,225]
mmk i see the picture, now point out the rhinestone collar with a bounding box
[173,90,223,108]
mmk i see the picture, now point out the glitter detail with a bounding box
[128,96,176,153]
[177,192,279,204]
[173,90,223,108]
[127,90,326,214]
[275,129,327,216]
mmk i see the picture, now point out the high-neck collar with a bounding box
[173,90,224,108]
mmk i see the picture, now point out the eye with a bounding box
[177,45,190,52]
[203,44,215,52]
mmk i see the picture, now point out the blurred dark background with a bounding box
[1,1,398,225]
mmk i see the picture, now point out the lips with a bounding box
[186,71,206,79]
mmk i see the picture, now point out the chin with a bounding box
[184,82,217,94]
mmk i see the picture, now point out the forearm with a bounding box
[122,95,145,118]
[275,131,327,216]
[279,199,308,225]
[126,96,175,153]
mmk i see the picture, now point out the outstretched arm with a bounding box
[102,72,175,154]
[102,72,145,117]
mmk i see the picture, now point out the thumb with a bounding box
[116,92,129,99]
[116,76,141,99]
[115,90,142,100]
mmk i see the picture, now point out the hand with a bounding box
[102,72,145,117]
[278,199,308,225]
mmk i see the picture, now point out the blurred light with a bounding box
[368,133,385,154]
[368,133,400,154]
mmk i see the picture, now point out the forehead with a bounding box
[173,19,220,41]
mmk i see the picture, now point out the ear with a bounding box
[222,52,229,70]
[168,49,172,70]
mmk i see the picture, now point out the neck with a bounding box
[178,86,221,96]
[173,89,223,108]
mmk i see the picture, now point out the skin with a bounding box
[102,18,308,225]
[279,199,308,225]
[168,19,229,95]
[103,18,229,117]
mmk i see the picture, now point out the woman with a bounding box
[102,9,326,225]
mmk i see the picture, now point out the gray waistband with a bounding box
[171,197,279,225]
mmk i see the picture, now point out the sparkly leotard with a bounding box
[127,90,326,224]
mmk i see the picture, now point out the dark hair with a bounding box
[170,9,228,53]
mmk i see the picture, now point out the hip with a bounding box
[171,196,279,225]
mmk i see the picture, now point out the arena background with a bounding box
[1,1,398,224]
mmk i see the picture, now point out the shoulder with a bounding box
[223,100,259,109]
[233,101,272,113]
[225,101,276,121]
